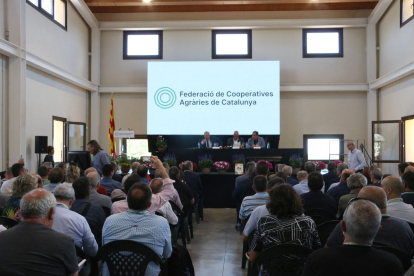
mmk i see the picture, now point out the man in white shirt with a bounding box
[1,163,25,196]
[347,140,366,173]
[382,175,414,224]
[150,178,178,225]
[52,184,98,257]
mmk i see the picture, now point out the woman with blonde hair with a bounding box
[65,165,80,185]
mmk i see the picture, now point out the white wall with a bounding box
[0,0,5,40]
[25,67,88,173]
[26,1,90,79]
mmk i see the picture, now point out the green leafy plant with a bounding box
[164,153,177,167]
[198,154,213,169]
[156,136,167,148]
[289,154,303,169]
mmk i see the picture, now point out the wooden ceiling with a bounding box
[85,0,379,13]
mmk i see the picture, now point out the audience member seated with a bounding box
[85,167,108,196]
[71,177,106,233]
[277,164,286,172]
[37,166,50,186]
[111,161,123,183]
[242,177,284,241]
[382,175,414,224]
[300,172,337,215]
[52,184,98,257]
[169,166,194,205]
[326,170,353,203]
[398,162,410,177]
[111,174,141,214]
[0,189,79,276]
[0,192,9,211]
[293,170,319,195]
[102,183,172,276]
[232,164,257,226]
[369,168,382,187]
[303,198,404,276]
[326,186,414,255]
[137,165,150,184]
[249,184,321,274]
[323,162,338,191]
[2,174,37,221]
[406,166,414,173]
[362,167,372,185]
[87,171,112,209]
[112,156,179,215]
[1,167,13,184]
[282,165,298,185]
[183,161,203,223]
[402,171,414,207]
[304,161,316,174]
[64,165,80,185]
[274,172,287,183]
[100,164,122,194]
[163,162,171,171]
[327,163,349,191]
[56,162,67,176]
[111,189,126,201]
[150,179,178,225]
[235,162,256,187]
[239,175,269,223]
[1,163,25,196]
[131,162,140,174]
[43,167,64,193]
[337,173,367,217]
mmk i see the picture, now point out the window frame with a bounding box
[26,0,67,31]
[400,0,414,28]
[211,30,252,59]
[123,31,163,60]
[302,28,343,58]
[303,134,345,162]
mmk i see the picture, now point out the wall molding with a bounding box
[369,60,414,90]
[70,0,99,29]
[0,38,20,58]
[99,83,369,93]
[99,18,368,31]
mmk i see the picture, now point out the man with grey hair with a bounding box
[327,162,349,191]
[337,173,367,217]
[382,175,414,224]
[155,168,169,179]
[87,171,112,209]
[303,198,404,275]
[293,170,325,195]
[282,165,299,185]
[0,189,79,276]
[131,162,140,174]
[304,161,316,174]
[52,184,98,257]
[277,164,286,172]
[327,186,414,256]
[85,167,109,197]
[150,179,178,225]
[347,140,366,173]
[369,168,383,187]
[235,161,255,187]
[84,167,97,176]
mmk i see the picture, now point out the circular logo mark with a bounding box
[154,87,176,109]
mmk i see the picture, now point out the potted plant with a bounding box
[313,161,326,171]
[232,154,246,165]
[179,161,198,172]
[333,160,344,166]
[213,161,231,174]
[258,160,274,172]
[198,154,213,174]
[156,136,167,153]
[118,155,131,174]
[163,153,177,168]
[289,154,303,175]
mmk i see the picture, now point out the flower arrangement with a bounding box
[156,136,167,149]
[313,161,326,170]
[258,160,274,170]
[232,154,246,165]
[213,161,231,171]
[163,153,177,167]
[117,155,130,168]
[179,161,198,171]
[145,163,154,169]
[198,154,213,169]
[289,154,303,169]
[332,160,344,166]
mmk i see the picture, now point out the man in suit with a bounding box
[226,131,245,148]
[282,166,299,186]
[247,131,266,148]
[323,162,338,191]
[199,131,223,148]
[182,161,203,223]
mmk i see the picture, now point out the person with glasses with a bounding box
[346,140,366,173]
[302,196,404,276]
[326,186,414,256]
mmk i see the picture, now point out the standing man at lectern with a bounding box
[347,140,366,173]
[226,131,245,148]
[199,131,222,149]
[247,131,266,148]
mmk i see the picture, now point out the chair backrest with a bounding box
[155,211,163,217]
[0,266,25,276]
[102,240,161,275]
[102,206,111,218]
[373,245,412,271]
[75,245,88,259]
[169,200,184,216]
[407,222,414,235]
[307,215,334,226]
[254,244,313,276]
[177,193,191,216]
[111,197,125,203]
[316,220,341,247]
[0,217,19,229]
[304,208,336,219]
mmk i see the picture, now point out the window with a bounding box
[120,138,152,159]
[303,28,343,58]
[26,0,67,30]
[212,30,252,59]
[123,31,163,60]
[303,134,344,162]
[401,0,414,27]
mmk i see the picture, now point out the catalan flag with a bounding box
[108,93,116,156]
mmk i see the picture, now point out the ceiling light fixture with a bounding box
[143,0,151,3]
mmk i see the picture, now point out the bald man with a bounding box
[226,131,245,148]
[326,186,414,256]
[199,131,223,149]
[150,179,178,225]
[382,175,414,224]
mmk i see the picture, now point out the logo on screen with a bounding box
[154,87,176,109]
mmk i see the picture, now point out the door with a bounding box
[67,122,86,152]
[402,115,414,162]
[372,120,402,163]
[53,116,67,163]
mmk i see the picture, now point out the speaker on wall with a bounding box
[35,136,48,154]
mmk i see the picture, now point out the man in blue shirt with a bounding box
[100,164,122,194]
[102,180,172,276]
[42,167,64,194]
[239,175,269,222]
[293,171,309,195]
[137,165,150,185]
[247,131,266,148]
[347,140,366,173]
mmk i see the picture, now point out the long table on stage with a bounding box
[154,148,303,208]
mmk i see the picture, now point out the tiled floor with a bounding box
[184,208,248,276]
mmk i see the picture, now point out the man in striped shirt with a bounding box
[239,175,269,223]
